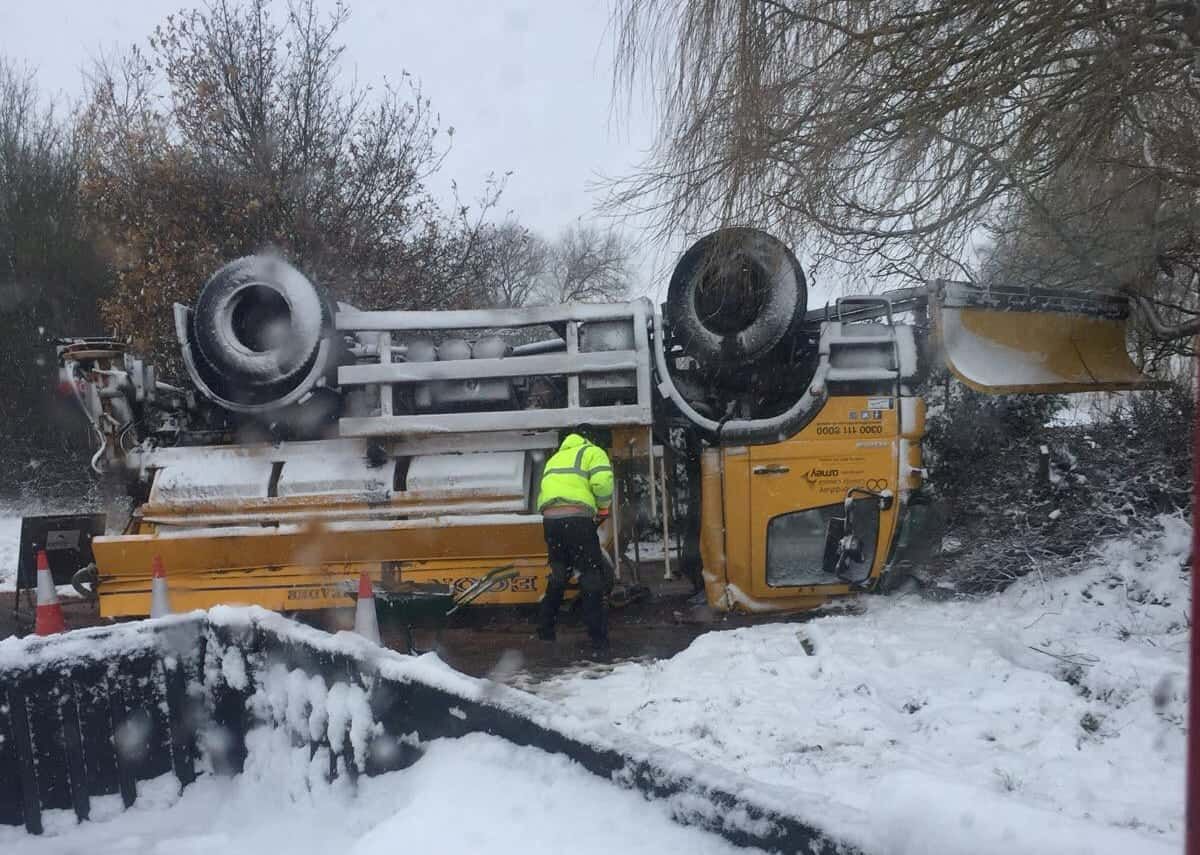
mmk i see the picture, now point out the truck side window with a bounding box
[766,501,880,586]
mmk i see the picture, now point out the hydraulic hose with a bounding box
[66,361,111,473]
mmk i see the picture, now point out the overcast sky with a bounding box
[1,0,837,305]
[1,2,684,281]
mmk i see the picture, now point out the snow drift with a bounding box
[0,606,856,853]
[528,514,1191,854]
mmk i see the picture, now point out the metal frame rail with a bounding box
[336,300,656,437]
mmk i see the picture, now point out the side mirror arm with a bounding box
[846,486,894,511]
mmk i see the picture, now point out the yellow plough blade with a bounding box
[932,281,1163,394]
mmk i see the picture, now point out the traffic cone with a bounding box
[34,549,65,636]
[150,555,172,618]
[353,572,380,644]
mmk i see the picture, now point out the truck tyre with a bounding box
[191,256,330,400]
[665,228,807,369]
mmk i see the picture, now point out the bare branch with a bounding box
[610,0,1200,320]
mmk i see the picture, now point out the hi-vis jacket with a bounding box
[537,433,614,515]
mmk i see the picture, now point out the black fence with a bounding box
[0,611,859,853]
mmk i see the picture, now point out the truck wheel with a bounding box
[191,255,329,396]
[665,228,807,369]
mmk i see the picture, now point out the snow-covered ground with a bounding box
[526,514,1192,854]
[1,511,1190,853]
[0,513,18,590]
[0,728,743,855]
[1046,392,1119,427]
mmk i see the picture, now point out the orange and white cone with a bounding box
[150,555,172,618]
[353,572,381,644]
[34,549,65,636]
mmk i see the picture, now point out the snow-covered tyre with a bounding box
[665,228,807,369]
[191,255,329,398]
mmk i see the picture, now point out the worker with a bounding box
[536,425,614,655]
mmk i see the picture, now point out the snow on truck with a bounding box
[29,228,1157,619]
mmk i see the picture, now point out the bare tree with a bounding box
[476,220,549,308]
[979,155,1199,364]
[82,0,502,364]
[540,223,634,304]
[611,0,1200,336]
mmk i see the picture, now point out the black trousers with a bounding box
[539,516,610,644]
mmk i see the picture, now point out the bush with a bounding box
[924,372,1066,492]
[918,373,1189,593]
[1105,383,1194,452]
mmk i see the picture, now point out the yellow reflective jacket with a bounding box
[537,433,614,513]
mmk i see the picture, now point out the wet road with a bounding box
[0,572,829,684]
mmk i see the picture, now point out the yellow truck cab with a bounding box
[701,391,925,612]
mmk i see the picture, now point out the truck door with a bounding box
[743,405,898,600]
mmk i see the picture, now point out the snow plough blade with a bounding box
[0,610,859,853]
[932,280,1162,394]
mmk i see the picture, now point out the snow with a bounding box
[940,307,1063,387]
[1047,392,1129,427]
[0,609,203,670]
[357,734,743,854]
[0,606,788,850]
[527,514,1191,854]
[0,731,744,855]
[2,517,1189,852]
[0,513,18,591]
[150,456,274,502]
[220,646,248,691]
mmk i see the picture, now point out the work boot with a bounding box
[537,580,566,642]
[582,638,611,661]
[534,627,556,642]
[580,590,608,645]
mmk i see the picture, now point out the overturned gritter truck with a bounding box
[36,228,1158,619]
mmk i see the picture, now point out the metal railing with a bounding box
[336,300,655,438]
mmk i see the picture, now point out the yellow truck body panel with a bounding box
[93,515,553,618]
[91,393,922,618]
[703,394,918,613]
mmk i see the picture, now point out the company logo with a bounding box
[286,585,343,601]
[804,467,840,483]
[429,575,538,594]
